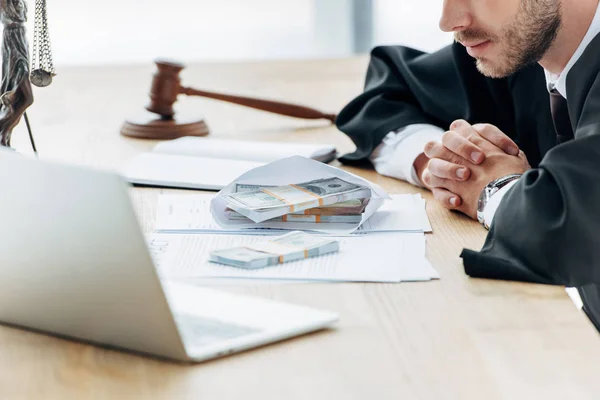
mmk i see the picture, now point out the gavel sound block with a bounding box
[121,60,338,140]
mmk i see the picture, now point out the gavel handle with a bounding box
[180,86,337,123]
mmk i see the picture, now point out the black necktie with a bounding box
[549,89,574,144]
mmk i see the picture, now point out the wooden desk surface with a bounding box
[2,58,600,399]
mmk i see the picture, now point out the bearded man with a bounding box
[336,0,600,330]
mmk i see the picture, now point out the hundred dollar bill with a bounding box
[234,183,275,193]
[227,212,362,224]
[224,177,371,223]
[227,195,368,215]
[290,198,369,215]
[209,231,340,269]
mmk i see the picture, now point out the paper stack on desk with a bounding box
[150,156,437,284]
[150,232,438,283]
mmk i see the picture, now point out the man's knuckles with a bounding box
[449,119,468,130]
[423,140,439,157]
[441,130,454,144]
[455,139,476,157]
[432,188,461,208]
[428,159,469,180]
[473,123,496,136]
[443,132,479,158]
[423,169,454,189]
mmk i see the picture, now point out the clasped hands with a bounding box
[419,120,531,219]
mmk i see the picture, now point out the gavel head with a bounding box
[146,59,185,119]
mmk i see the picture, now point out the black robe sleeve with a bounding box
[336,43,517,165]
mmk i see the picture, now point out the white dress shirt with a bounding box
[369,124,444,186]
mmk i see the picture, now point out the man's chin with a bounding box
[475,59,513,79]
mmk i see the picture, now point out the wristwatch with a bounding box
[477,174,522,229]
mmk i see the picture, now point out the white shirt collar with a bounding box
[544,1,600,99]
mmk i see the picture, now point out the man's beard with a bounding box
[455,0,562,78]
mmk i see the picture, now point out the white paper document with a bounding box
[156,192,285,235]
[154,136,337,163]
[150,232,439,283]
[122,153,265,191]
[155,193,432,234]
[355,194,432,233]
[121,137,338,191]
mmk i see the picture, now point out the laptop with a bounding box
[0,150,338,362]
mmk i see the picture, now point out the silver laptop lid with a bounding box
[0,150,187,361]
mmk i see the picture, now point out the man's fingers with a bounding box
[470,122,520,156]
[449,119,489,148]
[431,187,462,209]
[427,158,470,181]
[423,141,467,165]
[424,141,446,159]
[441,130,485,164]
[422,168,453,189]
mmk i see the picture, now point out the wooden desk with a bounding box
[2,58,600,399]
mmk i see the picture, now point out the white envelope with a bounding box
[210,156,390,234]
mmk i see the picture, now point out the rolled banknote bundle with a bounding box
[226,212,362,224]
[209,231,340,269]
[223,177,371,223]
[289,198,369,215]
[227,197,369,216]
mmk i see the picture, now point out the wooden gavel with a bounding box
[120,59,338,139]
[147,60,337,122]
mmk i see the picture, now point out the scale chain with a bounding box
[30,0,55,88]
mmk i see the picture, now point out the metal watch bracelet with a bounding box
[476,174,523,229]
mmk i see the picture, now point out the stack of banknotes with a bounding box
[209,231,340,269]
[222,177,371,224]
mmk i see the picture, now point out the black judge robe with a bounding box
[336,36,600,331]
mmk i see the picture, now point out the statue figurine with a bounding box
[0,0,33,147]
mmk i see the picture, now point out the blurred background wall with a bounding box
[38,0,452,66]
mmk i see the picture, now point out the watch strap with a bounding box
[477,174,522,228]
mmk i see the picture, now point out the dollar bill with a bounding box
[227,197,368,215]
[227,212,362,224]
[223,177,371,223]
[291,198,369,215]
[209,231,340,269]
[228,177,364,210]
[234,183,275,193]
